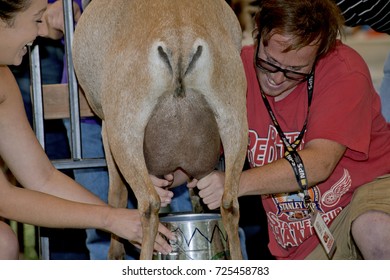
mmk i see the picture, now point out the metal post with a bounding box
[28,44,50,260]
[29,44,45,147]
[29,0,107,260]
[63,0,82,160]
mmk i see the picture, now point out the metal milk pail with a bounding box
[153,213,230,260]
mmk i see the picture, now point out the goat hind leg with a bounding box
[102,122,128,260]
[126,168,161,260]
[220,175,242,260]
[107,135,161,259]
[219,121,247,260]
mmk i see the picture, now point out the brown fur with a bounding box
[72,0,248,260]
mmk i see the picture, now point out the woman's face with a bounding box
[255,33,318,101]
[0,0,47,66]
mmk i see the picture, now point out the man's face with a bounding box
[254,33,318,101]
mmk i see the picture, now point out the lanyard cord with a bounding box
[258,73,315,205]
[260,73,314,151]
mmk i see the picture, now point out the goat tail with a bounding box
[150,38,212,98]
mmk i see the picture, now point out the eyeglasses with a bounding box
[255,37,312,82]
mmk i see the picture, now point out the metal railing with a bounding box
[29,0,106,259]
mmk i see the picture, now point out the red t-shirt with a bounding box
[242,41,390,259]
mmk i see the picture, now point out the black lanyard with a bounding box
[259,73,315,206]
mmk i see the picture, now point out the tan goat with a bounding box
[72,0,248,260]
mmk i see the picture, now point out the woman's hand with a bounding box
[106,207,175,255]
[188,170,225,210]
[150,174,174,207]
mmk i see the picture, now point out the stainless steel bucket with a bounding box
[153,213,230,260]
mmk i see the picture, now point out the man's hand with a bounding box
[188,170,225,210]
[40,0,82,40]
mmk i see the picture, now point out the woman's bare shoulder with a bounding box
[0,65,13,78]
[0,66,17,103]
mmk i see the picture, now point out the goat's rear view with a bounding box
[73,0,248,260]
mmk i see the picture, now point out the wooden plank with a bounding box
[42,84,95,119]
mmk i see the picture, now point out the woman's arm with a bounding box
[0,67,174,253]
[0,67,102,204]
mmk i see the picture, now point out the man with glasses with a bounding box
[254,35,314,82]
[186,0,390,259]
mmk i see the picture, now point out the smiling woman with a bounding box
[0,0,47,66]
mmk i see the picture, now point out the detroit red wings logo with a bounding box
[321,168,351,207]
